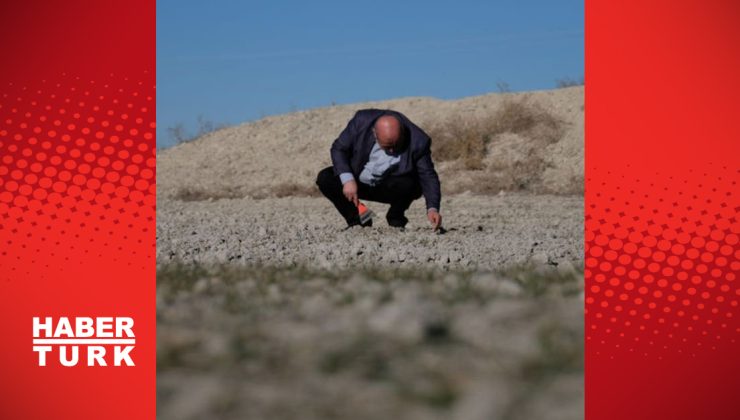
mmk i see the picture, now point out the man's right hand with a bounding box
[427,209,442,230]
[343,180,359,206]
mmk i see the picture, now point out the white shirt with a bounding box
[339,142,401,186]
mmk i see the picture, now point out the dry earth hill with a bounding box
[158,86,583,201]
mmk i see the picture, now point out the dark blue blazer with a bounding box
[330,109,441,210]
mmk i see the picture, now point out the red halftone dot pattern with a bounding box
[0,72,155,279]
[586,166,740,357]
[0,2,156,419]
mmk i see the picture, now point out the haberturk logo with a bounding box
[32,317,136,367]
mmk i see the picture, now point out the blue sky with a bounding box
[157,0,583,147]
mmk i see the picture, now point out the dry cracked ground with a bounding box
[157,87,584,420]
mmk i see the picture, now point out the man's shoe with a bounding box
[386,216,408,228]
[386,208,408,228]
[344,218,372,230]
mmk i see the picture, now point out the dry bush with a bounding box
[428,99,563,167]
[426,115,488,169]
[487,99,563,144]
[165,115,230,147]
[174,183,320,202]
[471,155,550,193]
[271,183,321,198]
[426,99,566,193]
[173,187,243,202]
[555,77,584,88]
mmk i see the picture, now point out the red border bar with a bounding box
[586,1,740,419]
[0,2,155,418]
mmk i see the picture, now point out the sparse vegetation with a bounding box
[157,263,583,419]
[427,114,489,169]
[172,186,243,202]
[166,115,230,146]
[555,77,584,88]
[262,182,321,199]
[173,182,320,201]
[500,262,584,298]
[521,322,583,380]
[425,98,565,193]
[496,81,511,93]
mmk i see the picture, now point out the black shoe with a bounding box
[344,218,372,230]
[386,216,408,228]
[386,208,408,228]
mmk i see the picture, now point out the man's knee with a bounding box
[316,167,336,188]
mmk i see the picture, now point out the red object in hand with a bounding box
[357,202,374,225]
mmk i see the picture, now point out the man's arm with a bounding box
[330,113,359,176]
[416,140,442,212]
[331,112,362,205]
[339,173,355,185]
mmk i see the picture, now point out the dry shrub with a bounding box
[165,116,230,147]
[427,99,563,169]
[427,115,488,169]
[250,183,321,199]
[555,77,584,88]
[487,99,563,144]
[426,99,566,193]
[271,183,321,198]
[473,154,550,193]
[173,187,243,202]
[174,183,320,201]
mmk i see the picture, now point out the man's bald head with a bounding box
[373,115,404,154]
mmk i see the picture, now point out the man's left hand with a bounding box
[427,209,442,230]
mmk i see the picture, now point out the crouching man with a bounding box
[316,109,442,230]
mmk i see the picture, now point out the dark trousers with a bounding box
[316,166,422,227]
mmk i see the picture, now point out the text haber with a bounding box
[32,317,136,367]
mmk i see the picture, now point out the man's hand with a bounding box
[343,180,359,206]
[427,209,442,230]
